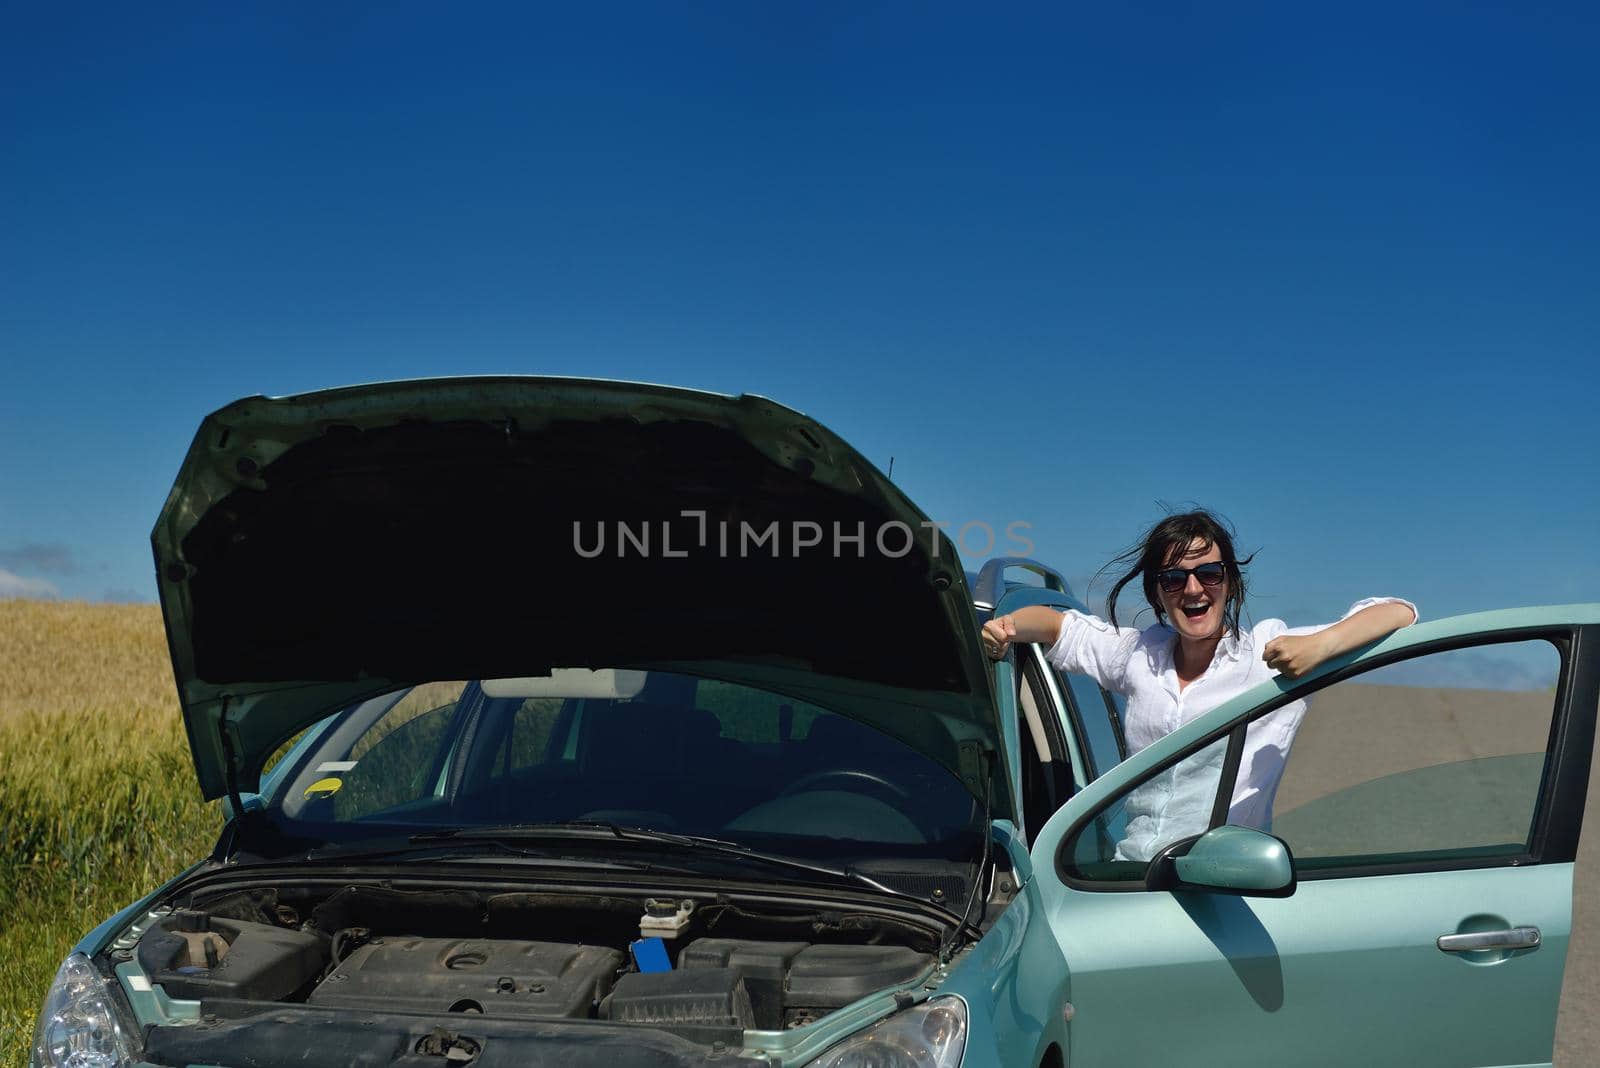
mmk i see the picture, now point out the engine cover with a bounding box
[308,937,625,1019]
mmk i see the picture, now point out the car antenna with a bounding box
[887,456,895,480]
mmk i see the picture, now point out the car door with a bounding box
[993,587,1127,777]
[1010,630,1080,843]
[1028,606,1600,1068]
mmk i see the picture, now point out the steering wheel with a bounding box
[779,769,914,807]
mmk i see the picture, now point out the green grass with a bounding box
[0,599,219,1068]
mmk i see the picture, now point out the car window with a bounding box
[332,682,471,819]
[1017,653,1077,842]
[1063,637,1566,885]
[693,679,832,745]
[487,697,569,778]
[1065,736,1228,883]
[270,669,983,859]
[1051,665,1126,779]
[1256,640,1560,872]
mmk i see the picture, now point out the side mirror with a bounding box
[1147,825,1297,898]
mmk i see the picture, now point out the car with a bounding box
[31,377,1600,1068]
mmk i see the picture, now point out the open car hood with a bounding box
[153,378,1010,818]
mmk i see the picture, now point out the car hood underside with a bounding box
[152,378,1008,815]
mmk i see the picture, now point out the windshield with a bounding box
[265,668,984,864]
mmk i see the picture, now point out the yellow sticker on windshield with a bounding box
[303,777,344,799]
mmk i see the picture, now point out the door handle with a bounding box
[1437,926,1541,953]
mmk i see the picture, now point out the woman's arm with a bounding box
[980,605,1065,658]
[1262,600,1417,678]
[985,606,1141,694]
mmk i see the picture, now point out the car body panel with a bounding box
[1028,604,1600,1067]
[1045,862,1573,1067]
[989,659,1025,833]
[150,377,1009,815]
[941,881,1069,1068]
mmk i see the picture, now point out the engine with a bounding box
[125,882,946,1066]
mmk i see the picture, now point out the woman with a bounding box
[980,510,1416,860]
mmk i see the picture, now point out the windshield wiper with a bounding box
[297,833,645,870]
[299,821,978,937]
[410,821,907,898]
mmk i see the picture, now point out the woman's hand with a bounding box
[1261,633,1336,678]
[981,615,1017,660]
[1264,601,1417,679]
[980,606,1067,659]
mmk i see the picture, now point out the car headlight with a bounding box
[810,996,967,1068]
[30,954,140,1068]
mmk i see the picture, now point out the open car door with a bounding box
[1029,605,1600,1068]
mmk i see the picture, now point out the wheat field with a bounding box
[0,600,218,1067]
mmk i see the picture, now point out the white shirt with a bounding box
[1044,597,1418,862]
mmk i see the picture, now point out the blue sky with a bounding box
[2,3,1597,657]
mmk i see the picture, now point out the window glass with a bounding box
[693,679,831,744]
[349,681,470,759]
[491,698,568,778]
[1053,666,1126,779]
[1017,657,1074,839]
[269,670,982,858]
[268,682,470,821]
[1253,640,1561,870]
[1065,638,1565,886]
[334,696,467,819]
[1065,736,1230,882]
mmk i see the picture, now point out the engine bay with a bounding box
[120,880,954,1066]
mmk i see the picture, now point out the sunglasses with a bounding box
[1155,561,1228,594]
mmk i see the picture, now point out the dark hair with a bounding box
[1102,509,1254,637]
